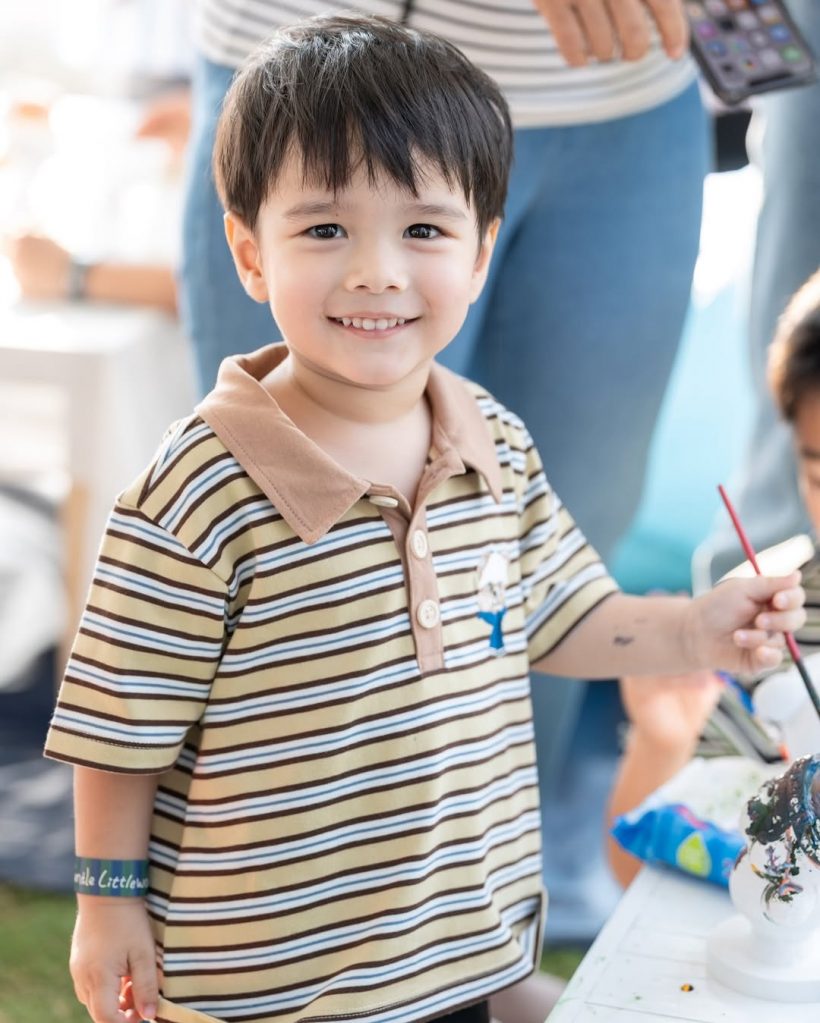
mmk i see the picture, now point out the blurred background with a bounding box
[0,9,196,1014]
[0,2,767,1017]
[0,0,194,742]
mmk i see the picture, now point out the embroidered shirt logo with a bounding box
[475,549,508,654]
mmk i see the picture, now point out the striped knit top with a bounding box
[193,0,697,127]
[45,345,618,1023]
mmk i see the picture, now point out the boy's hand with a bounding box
[687,572,805,675]
[531,0,689,67]
[620,671,722,755]
[71,899,159,1023]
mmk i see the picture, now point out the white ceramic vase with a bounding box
[707,754,820,1001]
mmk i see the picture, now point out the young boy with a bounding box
[46,16,805,1023]
[768,268,820,523]
[608,268,820,887]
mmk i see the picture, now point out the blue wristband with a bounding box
[74,857,150,897]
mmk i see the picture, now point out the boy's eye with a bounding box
[307,224,345,240]
[405,224,441,240]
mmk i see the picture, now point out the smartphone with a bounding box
[686,0,816,105]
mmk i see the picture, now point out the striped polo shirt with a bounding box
[194,0,696,127]
[45,344,617,1023]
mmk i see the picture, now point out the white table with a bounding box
[0,300,195,641]
[548,865,820,1022]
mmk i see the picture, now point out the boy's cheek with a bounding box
[803,492,820,537]
[797,467,820,535]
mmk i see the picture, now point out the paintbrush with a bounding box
[718,484,820,722]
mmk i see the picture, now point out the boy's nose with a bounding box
[344,243,407,293]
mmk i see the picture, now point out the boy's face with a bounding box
[794,390,820,534]
[225,153,498,392]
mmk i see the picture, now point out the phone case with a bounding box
[687,0,816,106]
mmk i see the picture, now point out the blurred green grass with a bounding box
[0,883,584,1023]
[0,884,86,1023]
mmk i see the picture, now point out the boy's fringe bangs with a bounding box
[216,15,511,236]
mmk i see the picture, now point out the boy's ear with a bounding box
[224,211,269,303]
[469,218,501,302]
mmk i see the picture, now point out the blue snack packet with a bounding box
[611,802,745,887]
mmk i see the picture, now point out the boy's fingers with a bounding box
[119,980,136,1013]
[742,572,803,604]
[772,585,806,610]
[87,983,124,1023]
[756,609,807,634]
[74,985,92,1016]
[753,645,786,670]
[128,951,159,1021]
[734,628,785,649]
[70,962,117,1023]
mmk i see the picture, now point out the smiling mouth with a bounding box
[330,316,416,332]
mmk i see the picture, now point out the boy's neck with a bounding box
[263,352,431,426]
[262,352,434,507]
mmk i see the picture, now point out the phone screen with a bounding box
[687,0,815,104]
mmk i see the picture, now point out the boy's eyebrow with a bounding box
[799,445,820,461]
[281,199,470,221]
[405,202,469,221]
[283,199,343,220]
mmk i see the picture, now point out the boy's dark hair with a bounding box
[213,14,513,239]
[768,269,820,421]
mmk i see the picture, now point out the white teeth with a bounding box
[336,316,407,330]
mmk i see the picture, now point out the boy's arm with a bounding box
[606,672,722,887]
[71,767,162,1023]
[532,575,805,679]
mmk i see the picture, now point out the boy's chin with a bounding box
[291,345,437,393]
[342,367,427,391]
[330,355,434,391]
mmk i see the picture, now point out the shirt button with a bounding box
[416,599,440,629]
[368,494,399,508]
[410,529,429,559]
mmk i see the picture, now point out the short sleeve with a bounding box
[518,441,619,664]
[44,503,227,773]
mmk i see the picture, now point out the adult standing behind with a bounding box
[180,0,710,940]
[693,0,820,589]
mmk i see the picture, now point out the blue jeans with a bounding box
[444,84,709,940]
[179,58,282,395]
[696,0,820,584]
[180,61,709,938]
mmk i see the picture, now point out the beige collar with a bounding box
[196,344,503,543]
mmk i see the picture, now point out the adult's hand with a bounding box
[4,235,71,301]
[531,0,689,67]
[135,89,191,160]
